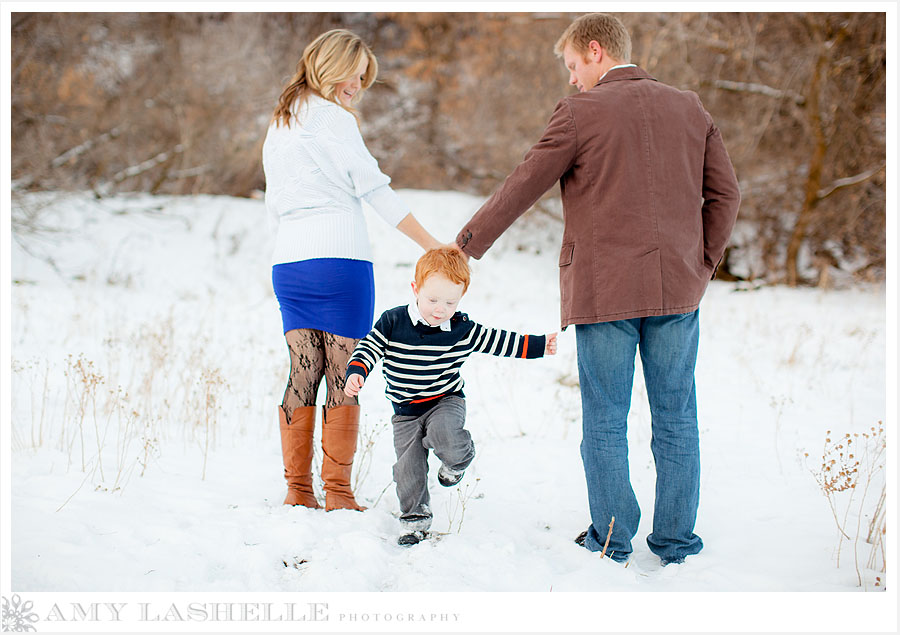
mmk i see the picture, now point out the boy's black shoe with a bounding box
[398,531,428,547]
[575,529,588,547]
[437,464,464,487]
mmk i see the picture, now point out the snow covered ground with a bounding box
[3,190,895,632]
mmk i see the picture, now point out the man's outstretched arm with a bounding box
[456,99,578,259]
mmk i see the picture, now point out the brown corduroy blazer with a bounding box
[456,66,741,329]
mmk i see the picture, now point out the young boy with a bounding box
[344,247,557,546]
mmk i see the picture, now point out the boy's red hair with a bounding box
[414,247,471,293]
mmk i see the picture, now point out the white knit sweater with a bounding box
[262,94,410,266]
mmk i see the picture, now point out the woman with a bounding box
[262,29,441,511]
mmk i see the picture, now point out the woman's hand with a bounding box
[447,242,470,261]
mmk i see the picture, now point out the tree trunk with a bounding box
[785,39,827,287]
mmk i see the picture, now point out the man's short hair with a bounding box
[415,247,471,293]
[554,13,631,63]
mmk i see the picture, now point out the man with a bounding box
[454,13,740,566]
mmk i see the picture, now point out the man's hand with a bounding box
[545,332,558,356]
[344,374,366,397]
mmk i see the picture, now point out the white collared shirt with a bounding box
[598,63,637,83]
[407,302,452,332]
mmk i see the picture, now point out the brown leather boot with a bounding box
[279,405,321,508]
[321,405,366,511]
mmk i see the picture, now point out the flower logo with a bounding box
[1,595,39,632]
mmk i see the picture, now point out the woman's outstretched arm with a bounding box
[396,213,443,252]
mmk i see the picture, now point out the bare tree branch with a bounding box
[95,146,185,196]
[817,165,884,201]
[110,146,184,184]
[711,79,806,105]
[51,127,123,167]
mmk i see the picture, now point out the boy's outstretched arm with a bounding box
[470,324,548,359]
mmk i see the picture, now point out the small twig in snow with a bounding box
[600,516,615,559]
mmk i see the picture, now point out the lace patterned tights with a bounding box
[281,328,359,423]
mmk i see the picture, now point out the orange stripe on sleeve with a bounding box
[349,360,369,375]
[521,334,529,358]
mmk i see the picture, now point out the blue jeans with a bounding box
[575,311,703,564]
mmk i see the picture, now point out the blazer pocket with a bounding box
[559,243,574,267]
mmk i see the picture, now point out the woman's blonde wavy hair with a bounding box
[272,29,378,128]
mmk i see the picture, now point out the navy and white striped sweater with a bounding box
[346,305,546,416]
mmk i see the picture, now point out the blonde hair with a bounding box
[415,247,471,294]
[554,13,631,63]
[272,29,378,128]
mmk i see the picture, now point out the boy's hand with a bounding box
[344,374,366,397]
[545,332,558,356]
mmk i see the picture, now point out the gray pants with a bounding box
[391,395,475,531]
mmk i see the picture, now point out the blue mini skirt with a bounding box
[272,258,375,339]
